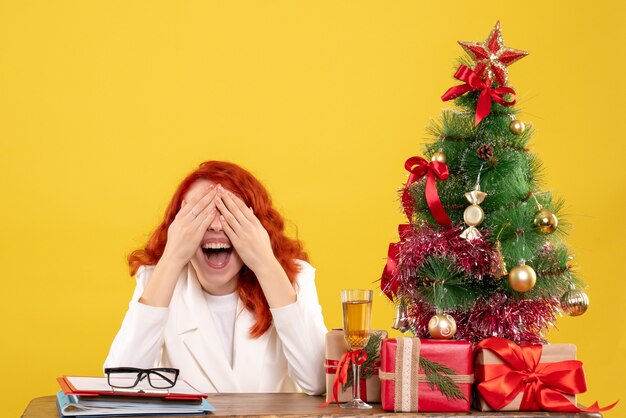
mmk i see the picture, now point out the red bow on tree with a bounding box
[380,224,412,301]
[402,156,452,228]
[382,154,452,302]
[381,242,400,302]
[441,65,516,125]
[475,337,617,413]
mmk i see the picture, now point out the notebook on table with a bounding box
[57,376,207,401]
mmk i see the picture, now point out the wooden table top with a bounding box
[22,393,603,418]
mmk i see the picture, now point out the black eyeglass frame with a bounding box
[104,367,180,389]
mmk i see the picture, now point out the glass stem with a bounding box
[352,363,360,400]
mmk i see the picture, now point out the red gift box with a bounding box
[473,337,617,413]
[474,338,577,411]
[379,338,473,412]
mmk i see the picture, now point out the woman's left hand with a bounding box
[215,185,276,274]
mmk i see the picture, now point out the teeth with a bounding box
[202,242,231,250]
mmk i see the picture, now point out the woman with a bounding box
[104,161,327,395]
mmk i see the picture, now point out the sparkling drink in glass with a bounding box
[340,289,373,409]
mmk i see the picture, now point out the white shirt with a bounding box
[204,291,238,367]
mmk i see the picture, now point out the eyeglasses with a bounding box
[104,367,180,390]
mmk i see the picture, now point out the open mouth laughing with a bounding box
[201,239,233,269]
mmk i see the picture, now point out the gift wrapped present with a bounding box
[324,329,387,403]
[474,337,616,413]
[379,338,473,412]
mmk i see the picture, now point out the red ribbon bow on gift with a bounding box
[401,156,452,228]
[441,65,516,126]
[319,349,367,407]
[475,337,617,413]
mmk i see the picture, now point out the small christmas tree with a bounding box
[381,22,589,344]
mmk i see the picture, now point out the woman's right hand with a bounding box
[139,185,219,307]
[161,185,219,267]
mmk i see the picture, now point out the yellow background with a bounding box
[1,1,624,416]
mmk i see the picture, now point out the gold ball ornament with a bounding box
[431,151,446,163]
[509,119,526,135]
[508,263,537,292]
[534,209,558,234]
[428,313,457,339]
[560,287,589,316]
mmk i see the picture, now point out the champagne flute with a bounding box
[340,289,373,409]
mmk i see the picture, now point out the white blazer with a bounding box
[104,260,327,395]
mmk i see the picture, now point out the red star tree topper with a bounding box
[458,21,528,87]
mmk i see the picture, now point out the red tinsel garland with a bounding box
[406,293,560,344]
[392,224,560,344]
[455,294,560,344]
[396,224,496,283]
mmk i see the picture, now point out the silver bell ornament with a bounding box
[391,299,411,333]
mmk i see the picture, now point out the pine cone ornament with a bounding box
[477,144,494,161]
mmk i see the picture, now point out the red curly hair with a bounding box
[128,161,308,338]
